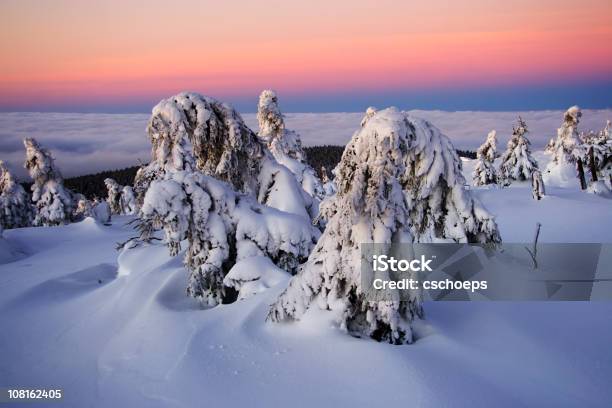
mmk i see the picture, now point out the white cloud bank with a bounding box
[1,109,610,180]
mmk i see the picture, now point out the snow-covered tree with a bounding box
[146,92,317,221]
[23,138,74,226]
[498,118,539,184]
[0,160,33,229]
[320,166,337,197]
[544,106,584,186]
[472,130,498,186]
[121,186,138,215]
[532,170,545,200]
[133,161,161,207]
[579,121,612,187]
[257,90,324,201]
[267,108,501,344]
[104,178,123,214]
[551,106,582,165]
[135,92,320,305]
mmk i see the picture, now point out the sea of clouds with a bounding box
[0,109,610,180]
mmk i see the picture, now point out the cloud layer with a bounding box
[1,109,610,180]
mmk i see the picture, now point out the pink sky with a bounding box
[1,0,611,111]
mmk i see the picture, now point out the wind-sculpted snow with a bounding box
[1,180,612,406]
[268,108,501,344]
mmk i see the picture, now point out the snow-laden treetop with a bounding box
[564,105,582,126]
[333,107,500,243]
[147,92,266,193]
[257,89,284,141]
[23,137,63,185]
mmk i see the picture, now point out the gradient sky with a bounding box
[1,0,611,112]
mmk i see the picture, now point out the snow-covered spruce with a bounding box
[472,130,498,186]
[121,186,138,215]
[320,166,337,197]
[532,170,545,200]
[267,108,501,344]
[0,160,33,229]
[580,121,612,187]
[257,90,325,201]
[104,178,123,214]
[133,161,162,207]
[544,106,583,186]
[140,172,318,305]
[23,138,74,226]
[147,92,317,221]
[138,95,319,305]
[498,118,539,185]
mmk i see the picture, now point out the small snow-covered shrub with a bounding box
[268,108,501,344]
[24,138,74,226]
[0,160,33,229]
[257,90,324,201]
[472,130,498,186]
[498,118,539,184]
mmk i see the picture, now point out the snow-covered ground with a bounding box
[1,153,611,407]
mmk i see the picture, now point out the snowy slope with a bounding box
[1,171,612,407]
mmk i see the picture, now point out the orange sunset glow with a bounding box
[1,0,611,111]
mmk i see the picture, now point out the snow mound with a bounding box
[224,256,290,300]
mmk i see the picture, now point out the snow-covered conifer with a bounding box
[104,178,123,214]
[472,130,498,186]
[532,170,545,200]
[579,121,611,187]
[136,92,320,305]
[133,161,162,207]
[268,108,500,344]
[320,166,337,197]
[257,90,324,201]
[121,186,138,215]
[23,138,74,226]
[498,118,539,184]
[0,160,33,229]
[551,106,582,165]
[544,106,584,186]
[146,92,317,221]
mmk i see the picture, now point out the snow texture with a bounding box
[1,149,612,407]
[268,108,501,344]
